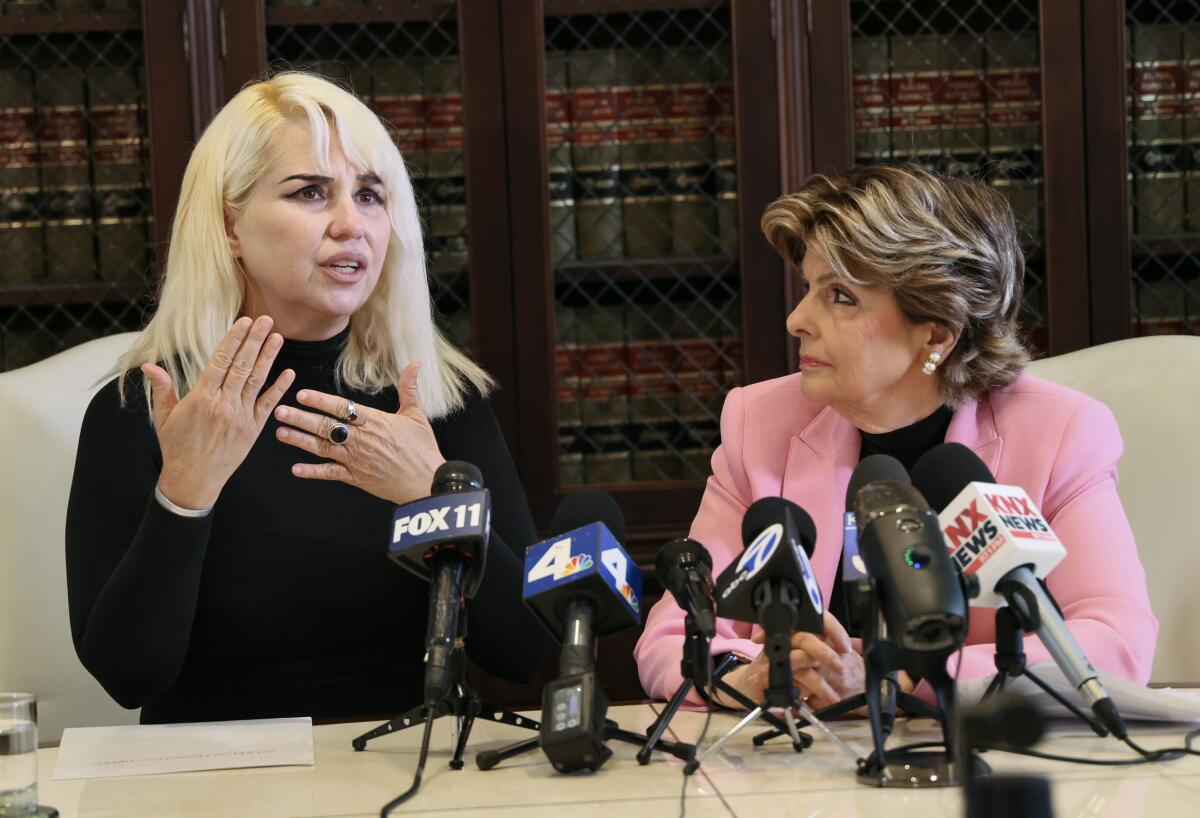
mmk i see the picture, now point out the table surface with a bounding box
[35,704,1200,817]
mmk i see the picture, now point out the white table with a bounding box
[36,704,1200,817]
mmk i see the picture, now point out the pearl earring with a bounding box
[922,351,942,375]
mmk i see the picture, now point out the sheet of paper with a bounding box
[51,717,313,780]
[958,662,1200,723]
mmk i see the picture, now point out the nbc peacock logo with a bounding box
[559,553,593,578]
[619,582,640,613]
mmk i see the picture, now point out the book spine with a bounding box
[546,54,577,265]
[570,49,623,261]
[889,35,942,167]
[0,67,42,285]
[424,56,466,268]
[37,68,92,283]
[90,66,148,284]
[986,31,1043,241]
[852,36,892,162]
[940,34,985,176]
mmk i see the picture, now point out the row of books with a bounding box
[852,32,1041,238]
[546,47,737,263]
[0,66,149,285]
[1129,24,1200,236]
[557,368,738,429]
[559,421,719,485]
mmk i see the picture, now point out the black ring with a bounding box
[329,423,350,445]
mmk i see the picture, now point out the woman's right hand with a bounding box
[143,315,295,510]
[712,611,855,710]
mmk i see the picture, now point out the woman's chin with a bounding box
[799,369,835,404]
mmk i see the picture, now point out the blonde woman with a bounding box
[636,165,1156,711]
[66,72,549,723]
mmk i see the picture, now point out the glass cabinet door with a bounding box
[542,2,741,491]
[850,0,1048,350]
[263,0,473,350]
[1126,2,1199,336]
[0,2,153,371]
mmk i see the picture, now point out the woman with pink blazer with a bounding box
[634,165,1157,709]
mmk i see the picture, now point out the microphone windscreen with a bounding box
[432,460,484,494]
[550,490,627,546]
[911,442,996,512]
[740,496,817,556]
[846,454,910,509]
[655,538,712,587]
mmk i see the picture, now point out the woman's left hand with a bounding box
[274,361,445,505]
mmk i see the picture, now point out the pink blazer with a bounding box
[634,372,1158,702]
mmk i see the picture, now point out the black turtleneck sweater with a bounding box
[829,404,955,631]
[65,329,551,724]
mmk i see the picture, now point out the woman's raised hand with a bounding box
[145,316,295,510]
[273,361,445,506]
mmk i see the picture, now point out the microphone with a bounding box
[388,461,491,709]
[850,455,970,663]
[714,496,823,708]
[841,455,909,634]
[911,442,1127,739]
[522,491,641,772]
[656,538,716,693]
[656,538,716,638]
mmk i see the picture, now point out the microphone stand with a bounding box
[983,586,1108,737]
[752,579,941,750]
[476,604,696,772]
[352,601,540,775]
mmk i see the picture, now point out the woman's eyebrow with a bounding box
[278,173,332,185]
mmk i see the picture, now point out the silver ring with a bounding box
[329,422,350,445]
[343,400,358,424]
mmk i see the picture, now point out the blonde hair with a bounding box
[114,70,491,419]
[761,164,1030,406]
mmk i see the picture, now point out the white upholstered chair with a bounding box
[0,333,141,740]
[1027,335,1200,684]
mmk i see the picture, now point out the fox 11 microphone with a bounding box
[912,442,1128,741]
[388,460,491,710]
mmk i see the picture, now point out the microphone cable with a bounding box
[978,725,1200,767]
[380,716,435,817]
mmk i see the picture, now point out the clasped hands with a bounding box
[146,315,444,511]
[713,612,914,713]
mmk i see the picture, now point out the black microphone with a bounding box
[851,455,969,667]
[656,538,716,638]
[714,496,823,708]
[388,461,491,709]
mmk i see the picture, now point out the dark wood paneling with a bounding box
[732,0,788,386]
[778,0,813,373]
[0,10,138,34]
[500,0,559,525]
[264,1,455,26]
[460,0,521,452]
[806,0,853,175]
[185,0,224,134]
[220,0,268,98]
[143,0,196,279]
[1039,0,1091,355]
[1082,0,1131,345]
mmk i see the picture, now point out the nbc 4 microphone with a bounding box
[911,442,1128,740]
[522,491,642,772]
[388,461,491,710]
